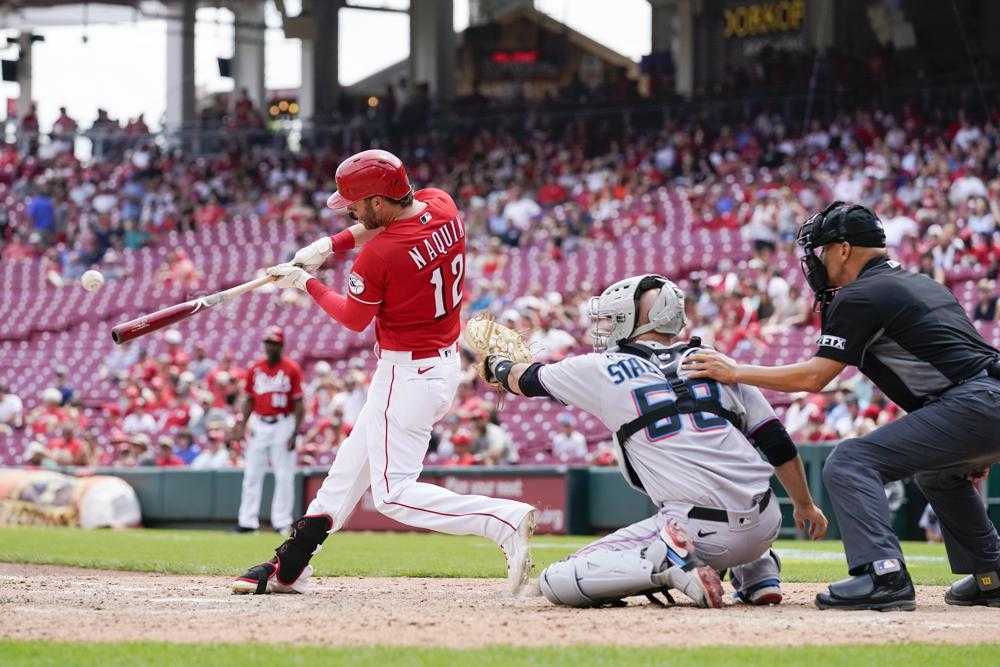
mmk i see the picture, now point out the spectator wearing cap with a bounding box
[46,424,89,466]
[164,329,190,368]
[0,384,24,434]
[552,413,587,461]
[155,436,184,467]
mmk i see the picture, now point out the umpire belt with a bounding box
[687,489,772,524]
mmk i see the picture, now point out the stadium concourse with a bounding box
[2,98,1000,469]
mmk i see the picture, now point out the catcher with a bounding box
[465,274,828,608]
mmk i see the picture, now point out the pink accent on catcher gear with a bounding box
[326,149,412,211]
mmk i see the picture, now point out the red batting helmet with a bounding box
[326,149,412,211]
[263,326,284,344]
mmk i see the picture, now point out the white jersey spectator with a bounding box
[552,413,587,461]
[0,386,24,431]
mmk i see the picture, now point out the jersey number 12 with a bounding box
[429,255,464,317]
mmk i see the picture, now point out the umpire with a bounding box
[683,201,1000,611]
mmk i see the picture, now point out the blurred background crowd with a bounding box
[3,86,1000,474]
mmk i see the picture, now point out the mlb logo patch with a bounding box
[420,212,432,224]
[817,335,846,350]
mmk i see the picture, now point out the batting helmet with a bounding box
[326,149,412,211]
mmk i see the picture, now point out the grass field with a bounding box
[2,641,1000,667]
[0,525,961,584]
[3,526,998,665]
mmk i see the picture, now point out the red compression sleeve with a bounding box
[305,278,377,332]
[330,229,356,253]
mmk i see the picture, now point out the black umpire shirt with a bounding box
[815,255,999,412]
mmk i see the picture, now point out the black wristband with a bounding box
[491,358,516,392]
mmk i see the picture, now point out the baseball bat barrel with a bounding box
[111,301,203,345]
[110,273,277,345]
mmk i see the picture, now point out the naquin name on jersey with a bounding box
[406,217,466,270]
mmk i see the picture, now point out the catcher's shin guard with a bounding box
[538,520,723,608]
[233,514,333,594]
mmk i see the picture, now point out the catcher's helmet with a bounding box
[588,274,686,351]
[326,149,412,211]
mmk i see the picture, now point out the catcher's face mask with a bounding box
[797,202,886,308]
[588,274,685,351]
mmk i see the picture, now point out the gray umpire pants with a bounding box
[823,375,1000,574]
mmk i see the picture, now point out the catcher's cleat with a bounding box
[500,509,538,594]
[655,520,724,609]
[231,514,332,595]
[734,578,783,606]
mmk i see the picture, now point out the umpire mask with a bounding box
[797,201,886,308]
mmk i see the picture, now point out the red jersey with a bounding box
[244,357,303,417]
[348,188,466,351]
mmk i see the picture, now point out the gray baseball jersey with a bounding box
[537,347,777,510]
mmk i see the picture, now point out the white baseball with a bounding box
[81,269,105,292]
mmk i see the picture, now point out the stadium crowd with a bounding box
[3,87,1000,469]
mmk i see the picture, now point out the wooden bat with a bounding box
[111,273,277,345]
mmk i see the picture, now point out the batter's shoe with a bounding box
[815,559,915,611]
[734,578,783,606]
[232,514,333,595]
[944,572,1000,607]
[500,509,537,594]
[656,520,724,609]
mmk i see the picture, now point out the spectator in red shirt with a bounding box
[155,436,184,467]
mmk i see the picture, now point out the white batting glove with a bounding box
[292,236,333,272]
[267,263,313,291]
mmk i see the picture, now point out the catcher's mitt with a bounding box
[462,313,533,387]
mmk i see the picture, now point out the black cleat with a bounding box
[815,559,916,611]
[230,525,257,534]
[944,572,1000,607]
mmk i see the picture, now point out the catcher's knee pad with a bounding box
[539,548,660,607]
[273,514,333,585]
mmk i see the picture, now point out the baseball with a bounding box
[80,269,105,292]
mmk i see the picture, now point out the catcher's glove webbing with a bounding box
[462,313,532,391]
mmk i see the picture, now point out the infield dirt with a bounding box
[0,563,995,647]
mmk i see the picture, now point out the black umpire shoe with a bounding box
[944,571,1000,607]
[815,559,916,611]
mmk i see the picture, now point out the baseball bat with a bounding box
[111,273,276,345]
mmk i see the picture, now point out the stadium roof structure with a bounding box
[347,3,640,97]
[0,1,167,29]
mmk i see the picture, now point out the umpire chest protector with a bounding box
[614,338,741,493]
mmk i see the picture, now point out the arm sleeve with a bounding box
[347,248,387,306]
[750,419,798,467]
[305,278,379,332]
[815,289,884,365]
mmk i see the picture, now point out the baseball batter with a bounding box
[480,275,828,607]
[232,327,304,535]
[233,149,537,595]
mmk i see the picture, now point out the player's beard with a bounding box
[351,199,385,230]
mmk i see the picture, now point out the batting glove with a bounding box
[292,236,333,272]
[267,263,313,291]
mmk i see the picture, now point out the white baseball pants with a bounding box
[238,413,297,532]
[306,348,534,544]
